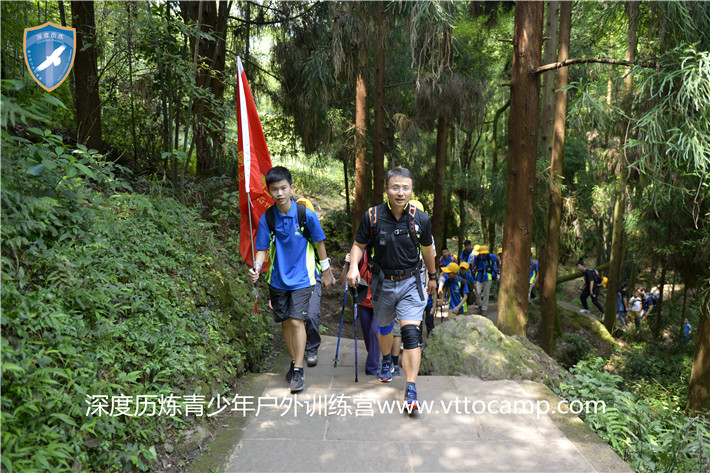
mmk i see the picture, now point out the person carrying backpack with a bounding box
[249,166,336,393]
[472,246,498,316]
[346,168,438,411]
[575,259,605,317]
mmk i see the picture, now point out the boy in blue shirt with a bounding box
[249,166,336,393]
[438,262,469,316]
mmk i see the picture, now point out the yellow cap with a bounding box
[409,200,424,211]
[296,198,315,212]
[497,247,503,254]
[480,245,489,254]
[459,261,469,270]
[442,262,460,274]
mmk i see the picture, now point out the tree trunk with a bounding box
[185,1,229,176]
[539,1,560,161]
[352,53,368,239]
[71,0,102,152]
[497,1,544,337]
[490,98,510,251]
[344,157,350,216]
[432,114,448,254]
[687,288,710,413]
[540,0,570,355]
[604,194,626,331]
[603,1,637,331]
[653,256,667,338]
[372,2,386,206]
[58,1,77,113]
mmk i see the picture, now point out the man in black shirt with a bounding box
[346,168,437,411]
[576,259,605,317]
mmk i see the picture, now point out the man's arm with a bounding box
[315,240,336,290]
[346,242,366,288]
[421,244,437,295]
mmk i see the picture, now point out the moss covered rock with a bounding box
[421,315,564,388]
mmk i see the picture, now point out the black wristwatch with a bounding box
[428,272,437,279]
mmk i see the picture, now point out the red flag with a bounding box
[237,56,273,267]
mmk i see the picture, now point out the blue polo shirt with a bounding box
[530,259,538,283]
[255,200,326,290]
[472,253,498,282]
[444,276,469,313]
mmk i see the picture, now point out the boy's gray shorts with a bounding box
[371,275,426,328]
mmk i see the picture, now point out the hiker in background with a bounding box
[345,167,438,410]
[683,318,692,344]
[642,287,656,321]
[529,257,539,300]
[458,261,476,313]
[439,247,457,273]
[341,252,381,376]
[250,166,336,393]
[575,259,605,317]
[617,282,630,328]
[297,198,322,367]
[472,245,498,316]
[629,288,643,328]
[460,240,473,266]
[438,262,469,317]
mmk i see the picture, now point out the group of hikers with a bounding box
[249,165,499,411]
[246,164,688,413]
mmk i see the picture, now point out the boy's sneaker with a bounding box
[579,309,590,314]
[290,369,305,393]
[307,354,318,367]
[285,360,295,383]
[404,384,419,411]
[392,365,401,376]
[379,360,393,383]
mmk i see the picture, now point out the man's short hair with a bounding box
[385,167,414,187]
[464,240,471,246]
[266,166,292,187]
[576,258,585,267]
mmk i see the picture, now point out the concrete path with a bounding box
[190,333,632,473]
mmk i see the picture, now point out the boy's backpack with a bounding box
[592,269,603,288]
[265,202,320,272]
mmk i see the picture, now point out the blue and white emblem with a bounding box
[24,22,76,92]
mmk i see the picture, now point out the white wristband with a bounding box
[320,258,331,271]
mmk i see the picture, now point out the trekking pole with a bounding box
[353,285,359,383]
[333,284,348,368]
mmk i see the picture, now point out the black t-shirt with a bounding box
[354,203,433,273]
[583,269,597,291]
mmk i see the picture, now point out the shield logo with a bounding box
[23,22,76,92]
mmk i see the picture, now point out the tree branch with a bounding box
[533,57,655,75]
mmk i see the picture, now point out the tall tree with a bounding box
[497,1,544,337]
[539,1,560,161]
[603,1,638,332]
[70,0,102,151]
[183,0,230,176]
[352,50,368,237]
[539,1,571,355]
[372,1,386,206]
[687,289,710,413]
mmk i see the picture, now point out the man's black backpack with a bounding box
[592,269,603,288]
[265,202,320,271]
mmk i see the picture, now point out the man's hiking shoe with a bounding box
[307,354,318,367]
[290,369,305,393]
[404,384,419,411]
[579,309,590,314]
[379,360,393,382]
[286,360,295,383]
[392,365,401,376]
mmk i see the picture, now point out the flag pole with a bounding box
[246,191,259,315]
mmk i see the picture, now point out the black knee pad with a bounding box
[401,324,421,349]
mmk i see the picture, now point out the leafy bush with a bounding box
[556,358,710,472]
[1,89,272,472]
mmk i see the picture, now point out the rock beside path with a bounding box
[421,315,565,388]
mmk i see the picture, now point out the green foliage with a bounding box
[557,358,710,472]
[1,94,271,472]
[559,332,594,367]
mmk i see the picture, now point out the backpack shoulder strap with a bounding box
[297,202,310,241]
[265,206,276,240]
[406,203,420,248]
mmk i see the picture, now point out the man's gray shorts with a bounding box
[371,275,426,327]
